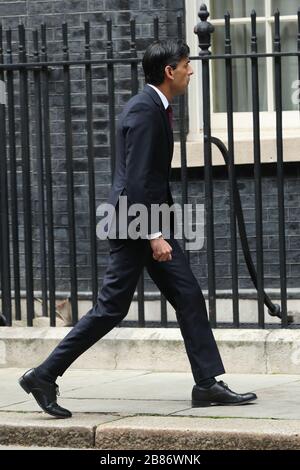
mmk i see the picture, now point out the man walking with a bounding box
[19,40,257,418]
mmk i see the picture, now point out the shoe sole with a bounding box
[18,376,71,419]
[191,396,257,407]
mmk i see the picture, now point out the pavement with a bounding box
[0,368,300,450]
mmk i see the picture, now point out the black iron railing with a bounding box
[194,5,300,328]
[0,6,299,329]
[0,16,188,327]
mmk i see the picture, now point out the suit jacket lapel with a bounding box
[143,85,174,162]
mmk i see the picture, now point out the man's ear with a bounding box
[165,65,175,81]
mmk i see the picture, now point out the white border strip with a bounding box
[0,80,6,105]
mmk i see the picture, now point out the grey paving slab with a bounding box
[174,382,300,420]
[216,373,300,391]
[1,398,191,415]
[61,372,300,400]
[0,367,152,387]
[0,368,152,408]
[1,369,300,421]
[57,369,153,387]
[0,411,118,427]
[61,372,195,400]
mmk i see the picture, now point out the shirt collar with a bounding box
[147,84,169,110]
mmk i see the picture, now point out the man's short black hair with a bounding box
[142,40,190,86]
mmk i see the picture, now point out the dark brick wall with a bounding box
[0,1,185,51]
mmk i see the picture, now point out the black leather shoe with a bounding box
[192,380,257,407]
[19,368,72,418]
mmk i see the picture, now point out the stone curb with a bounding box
[1,413,300,450]
[95,416,300,450]
[0,412,117,449]
[1,424,95,448]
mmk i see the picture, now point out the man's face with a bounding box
[170,57,194,96]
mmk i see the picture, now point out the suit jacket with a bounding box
[107,84,175,237]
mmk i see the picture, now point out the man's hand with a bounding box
[150,236,172,262]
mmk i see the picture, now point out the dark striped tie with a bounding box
[166,105,173,129]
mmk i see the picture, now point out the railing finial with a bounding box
[194,3,214,56]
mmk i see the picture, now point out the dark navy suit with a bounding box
[39,85,225,383]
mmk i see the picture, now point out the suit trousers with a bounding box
[37,236,225,383]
